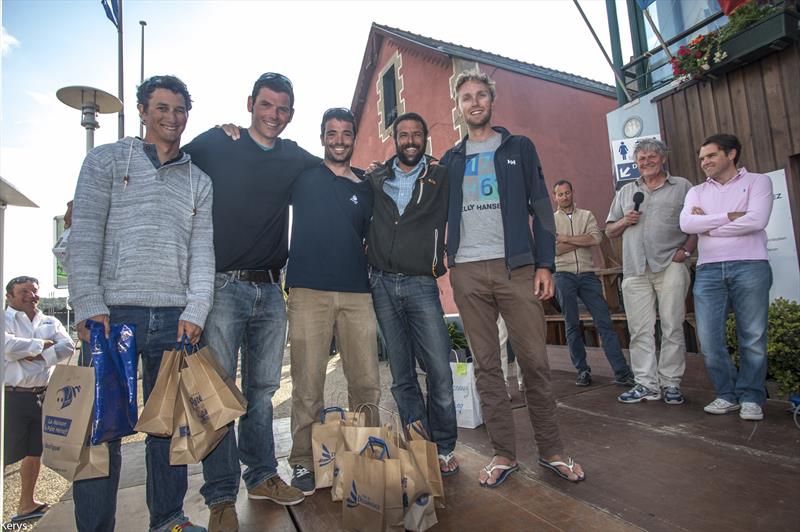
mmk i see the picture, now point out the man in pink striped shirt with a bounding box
[680,133,773,421]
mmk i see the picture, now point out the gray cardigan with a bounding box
[67,137,215,328]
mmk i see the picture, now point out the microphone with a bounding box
[633,192,644,212]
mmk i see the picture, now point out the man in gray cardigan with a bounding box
[66,75,214,532]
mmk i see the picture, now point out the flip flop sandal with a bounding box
[537,457,586,482]
[11,503,50,522]
[480,462,519,489]
[438,452,460,477]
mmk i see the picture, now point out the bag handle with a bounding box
[451,348,466,363]
[319,406,347,423]
[360,436,389,459]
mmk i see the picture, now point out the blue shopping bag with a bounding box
[87,320,138,445]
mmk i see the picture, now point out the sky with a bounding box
[1,0,633,297]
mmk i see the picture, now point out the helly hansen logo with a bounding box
[507,159,517,165]
[318,444,335,467]
[57,385,81,409]
[350,194,359,205]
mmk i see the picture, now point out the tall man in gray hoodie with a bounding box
[67,75,214,532]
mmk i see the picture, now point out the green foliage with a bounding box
[447,321,468,351]
[726,298,800,396]
[718,2,778,42]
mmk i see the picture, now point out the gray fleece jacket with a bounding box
[66,137,215,328]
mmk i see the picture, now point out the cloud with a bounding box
[1,26,21,57]
[27,90,58,106]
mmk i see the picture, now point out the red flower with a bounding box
[678,47,689,57]
[694,51,703,58]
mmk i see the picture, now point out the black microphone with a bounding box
[633,192,644,212]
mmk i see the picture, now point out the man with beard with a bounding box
[441,70,584,486]
[286,108,381,494]
[366,112,459,477]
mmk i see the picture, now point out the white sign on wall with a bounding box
[765,169,800,303]
[610,134,661,184]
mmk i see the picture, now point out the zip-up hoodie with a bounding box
[367,154,449,277]
[66,137,215,328]
[554,206,602,274]
[441,126,556,272]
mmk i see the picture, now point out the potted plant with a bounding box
[717,1,799,67]
[447,320,471,362]
[726,297,800,400]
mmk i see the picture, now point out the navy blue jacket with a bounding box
[440,126,556,272]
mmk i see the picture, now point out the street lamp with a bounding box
[56,86,123,153]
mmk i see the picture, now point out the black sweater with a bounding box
[367,155,449,277]
[184,128,319,272]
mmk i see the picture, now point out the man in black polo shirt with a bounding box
[183,72,319,532]
[286,108,380,495]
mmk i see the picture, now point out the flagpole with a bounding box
[117,0,124,139]
[139,20,146,138]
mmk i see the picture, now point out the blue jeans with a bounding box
[200,273,286,506]
[693,260,772,405]
[369,270,457,455]
[554,272,631,379]
[73,306,190,532]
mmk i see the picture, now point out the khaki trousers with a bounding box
[450,259,563,460]
[621,261,690,391]
[287,288,381,469]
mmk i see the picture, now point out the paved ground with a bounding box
[6,348,800,530]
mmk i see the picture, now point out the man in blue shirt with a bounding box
[366,113,459,477]
[286,108,380,494]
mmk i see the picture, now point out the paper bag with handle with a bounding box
[42,364,110,481]
[341,437,389,532]
[135,345,182,437]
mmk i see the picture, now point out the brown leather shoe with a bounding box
[208,501,238,532]
[247,476,305,506]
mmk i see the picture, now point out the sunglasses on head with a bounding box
[323,107,355,120]
[6,276,39,294]
[257,72,293,90]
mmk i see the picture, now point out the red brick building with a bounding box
[350,24,618,312]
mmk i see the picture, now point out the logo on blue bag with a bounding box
[319,444,335,468]
[43,416,72,436]
[57,385,81,409]
[346,481,359,508]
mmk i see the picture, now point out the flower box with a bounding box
[718,8,800,69]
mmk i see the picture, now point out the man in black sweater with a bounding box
[183,73,318,532]
[366,112,459,477]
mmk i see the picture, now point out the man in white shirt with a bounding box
[4,275,74,523]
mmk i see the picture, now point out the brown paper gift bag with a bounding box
[383,455,404,532]
[342,440,387,532]
[312,407,348,489]
[42,365,109,481]
[333,425,399,501]
[408,440,445,507]
[403,493,438,532]
[170,382,226,465]
[134,347,181,436]
[182,346,247,431]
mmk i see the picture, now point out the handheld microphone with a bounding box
[633,192,644,212]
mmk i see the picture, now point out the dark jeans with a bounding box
[554,272,631,379]
[73,306,189,532]
[369,270,457,455]
[200,273,287,506]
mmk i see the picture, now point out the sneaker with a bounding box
[575,369,592,387]
[208,502,238,532]
[618,384,661,403]
[739,402,764,421]
[704,398,740,415]
[663,386,685,405]
[291,465,316,496]
[248,476,305,505]
[613,372,636,387]
[170,522,207,532]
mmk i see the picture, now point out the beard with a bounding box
[395,141,424,167]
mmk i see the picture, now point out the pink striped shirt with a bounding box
[679,167,773,266]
